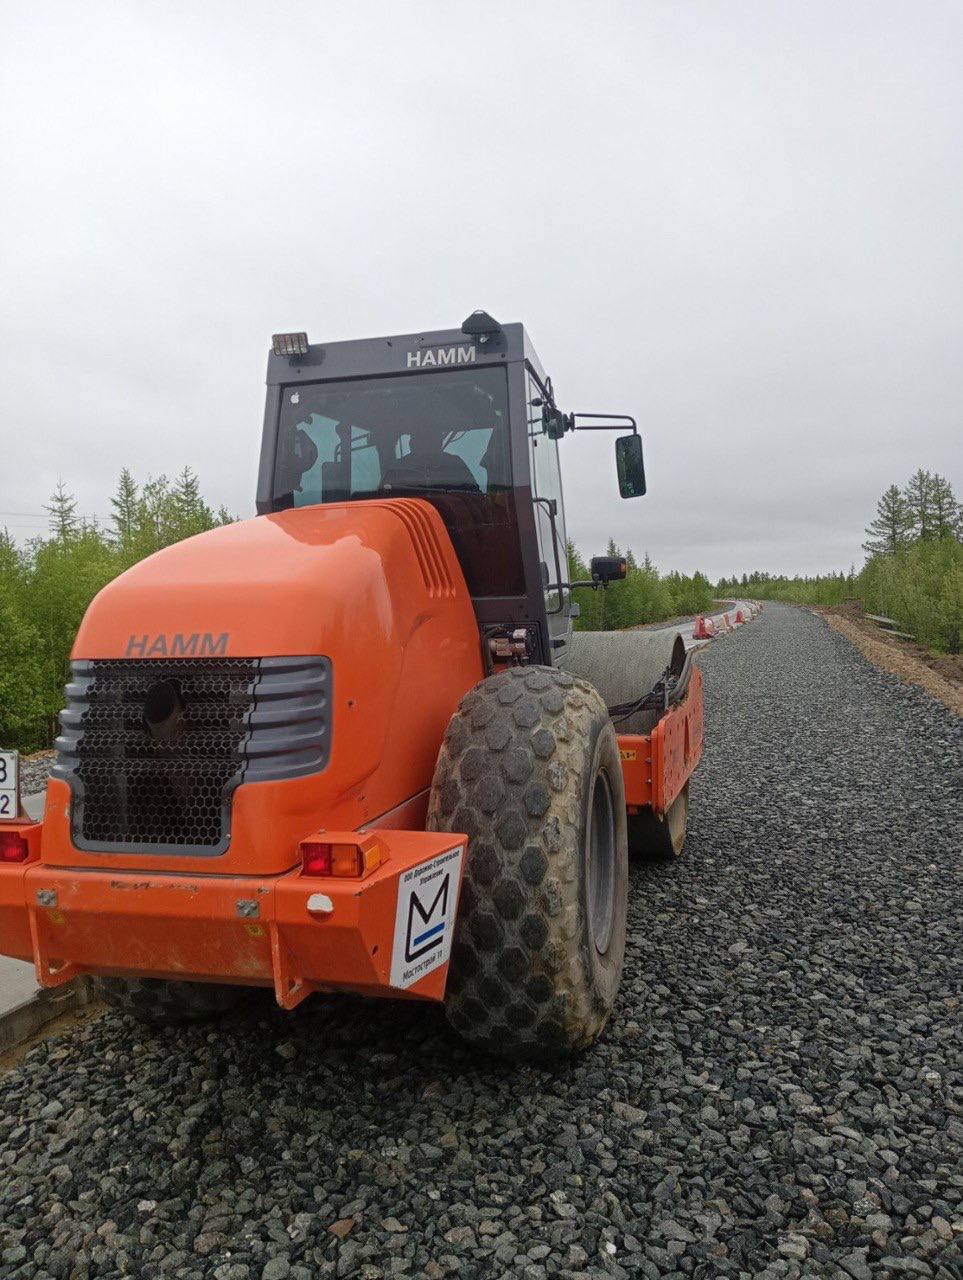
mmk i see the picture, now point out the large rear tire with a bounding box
[91,977,248,1026]
[428,665,628,1060]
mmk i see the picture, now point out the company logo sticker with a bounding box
[389,845,464,990]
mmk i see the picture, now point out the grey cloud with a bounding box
[1,1,959,576]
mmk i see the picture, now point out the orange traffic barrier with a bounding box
[692,615,716,639]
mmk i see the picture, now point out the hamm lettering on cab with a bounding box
[406,344,476,368]
[125,632,230,658]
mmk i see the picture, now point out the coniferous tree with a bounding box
[110,469,139,547]
[930,473,961,540]
[863,484,913,556]
[903,469,936,541]
[171,466,213,537]
[43,480,79,542]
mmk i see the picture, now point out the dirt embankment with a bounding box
[816,602,962,717]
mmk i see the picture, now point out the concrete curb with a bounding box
[1,788,96,1054]
[0,977,95,1055]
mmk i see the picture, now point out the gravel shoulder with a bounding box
[816,607,962,717]
[2,604,961,1279]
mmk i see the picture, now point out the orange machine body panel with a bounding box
[0,499,479,1003]
[618,665,704,814]
[0,825,467,1005]
[41,499,483,876]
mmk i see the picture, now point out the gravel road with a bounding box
[2,604,961,1279]
[17,752,55,801]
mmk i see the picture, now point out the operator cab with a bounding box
[256,312,645,666]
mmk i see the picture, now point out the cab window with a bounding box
[273,366,526,597]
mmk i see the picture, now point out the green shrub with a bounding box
[722,537,963,653]
[567,541,710,633]
[0,471,233,752]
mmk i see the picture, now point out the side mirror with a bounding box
[590,555,627,585]
[615,433,646,498]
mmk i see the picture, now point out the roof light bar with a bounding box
[272,332,309,358]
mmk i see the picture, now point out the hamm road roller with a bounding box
[0,311,703,1058]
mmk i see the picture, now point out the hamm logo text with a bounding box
[406,344,476,368]
[126,632,229,658]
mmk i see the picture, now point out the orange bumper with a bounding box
[0,829,466,1008]
[618,665,704,814]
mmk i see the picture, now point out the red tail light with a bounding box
[0,831,29,863]
[300,841,334,876]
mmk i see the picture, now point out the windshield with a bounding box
[272,366,525,596]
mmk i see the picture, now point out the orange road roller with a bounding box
[0,311,703,1058]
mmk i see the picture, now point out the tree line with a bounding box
[862,468,961,554]
[567,541,714,631]
[0,467,715,753]
[1,470,233,751]
[2,466,958,755]
[718,470,962,653]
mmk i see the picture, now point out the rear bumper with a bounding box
[0,828,466,1008]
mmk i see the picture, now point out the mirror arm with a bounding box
[568,413,638,435]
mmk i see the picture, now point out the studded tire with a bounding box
[428,665,628,1059]
[91,977,248,1026]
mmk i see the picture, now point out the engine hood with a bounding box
[73,500,466,660]
[49,498,484,873]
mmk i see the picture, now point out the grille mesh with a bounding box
[54,656,331,854]
[66,659,256,848]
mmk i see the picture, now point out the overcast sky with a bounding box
[1,1,960,578]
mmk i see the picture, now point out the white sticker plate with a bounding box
[389,845,464,990]
[0,751,19,821]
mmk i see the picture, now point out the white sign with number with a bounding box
[0,751,20,821]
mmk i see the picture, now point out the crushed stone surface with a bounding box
[1,604,961,1278]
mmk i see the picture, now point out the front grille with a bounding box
[53,656,331,855]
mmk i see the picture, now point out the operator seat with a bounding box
[379,441,480,494]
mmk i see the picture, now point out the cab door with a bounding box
[525,366,571,658]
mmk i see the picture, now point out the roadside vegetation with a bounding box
[0,470,713,752]
[3,467,958,754]
[0,471,232,752]
[717,470,963,654]
[567,541,714,630]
